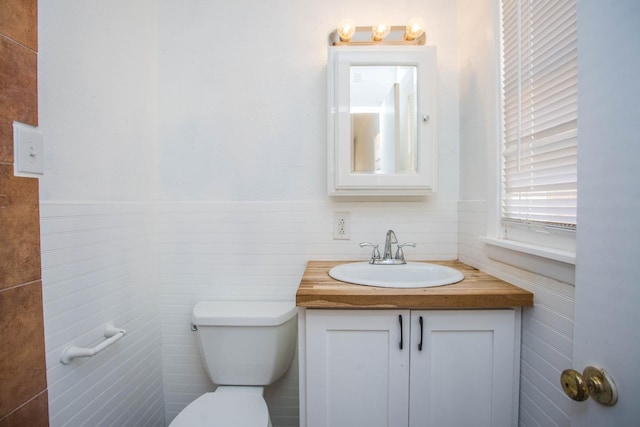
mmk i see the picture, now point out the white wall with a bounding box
[38,1,163,426]
[156,1,460,424]
[458,1,574,426]
[38,0,593,425]
[38,1,158,203]
[40,202,163,427]
[156,0,459,201]
[39,0,460,426]
[158,200,459,425]
[39,0,615,425]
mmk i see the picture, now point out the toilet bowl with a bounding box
[169,387,271,427]
[169,300,297,427]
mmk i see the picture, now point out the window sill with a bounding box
[480,237,576,285]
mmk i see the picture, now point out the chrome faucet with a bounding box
[360,230,416,265]
[383,230,398,260]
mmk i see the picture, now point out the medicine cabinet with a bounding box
[327,46,437,196]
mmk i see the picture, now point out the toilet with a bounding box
[169,300,298,427]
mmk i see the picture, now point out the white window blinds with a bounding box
[501,0,577,229]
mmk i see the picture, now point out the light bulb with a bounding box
[371,24,391,41]
[337,19,357,42]
[405,17,425,41]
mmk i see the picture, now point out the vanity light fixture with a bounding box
[337,19,357,41]
[405,17,425,41]
[372,24,392,41]
[331,18,426,46]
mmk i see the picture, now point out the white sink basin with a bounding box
[328,262,464,288]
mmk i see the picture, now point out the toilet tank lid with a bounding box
[192,301,298,326]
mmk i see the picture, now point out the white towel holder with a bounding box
[60,324,126,365]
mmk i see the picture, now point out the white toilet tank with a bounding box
[192,300,297,386]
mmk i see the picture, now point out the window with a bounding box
[501,0,578,235]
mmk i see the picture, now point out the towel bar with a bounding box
[60,324,126,364]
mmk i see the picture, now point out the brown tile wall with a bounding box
[0,0,49,425]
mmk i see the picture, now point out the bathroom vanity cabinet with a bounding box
[296,261,533,427]
[301,308,518,427]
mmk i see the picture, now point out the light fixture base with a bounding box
[330,26,426,46]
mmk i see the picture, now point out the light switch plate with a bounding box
[13,121,44,176]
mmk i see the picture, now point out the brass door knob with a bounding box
[561,369,589,401]
[561,365,618,406]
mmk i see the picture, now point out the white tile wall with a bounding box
[40,198,573,427]
[34,198,460,426]
[459,201,573,427]
[41,202,164,427]
[39,196,575,427]
[158,200,459,426]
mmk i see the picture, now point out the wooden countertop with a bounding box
[296,260,533,309]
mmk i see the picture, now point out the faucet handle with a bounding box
[360,242,381,264]
[395,242,416,261]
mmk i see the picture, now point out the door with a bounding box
[571,2,640,425]
[409,310,518,427]
[305,309,410,427]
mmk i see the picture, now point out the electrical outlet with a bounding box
[333,212,351,240]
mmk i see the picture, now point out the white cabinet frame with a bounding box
[298,308,521,427]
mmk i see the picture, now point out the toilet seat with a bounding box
[169,389,270,427]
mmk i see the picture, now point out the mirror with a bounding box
[350,65,417,174]
[328,46,437,196]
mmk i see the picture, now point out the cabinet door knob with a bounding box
[398,315,404,350]
[561,365,618,406]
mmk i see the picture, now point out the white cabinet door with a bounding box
[305,309,411,427]
[408,310,518,427]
